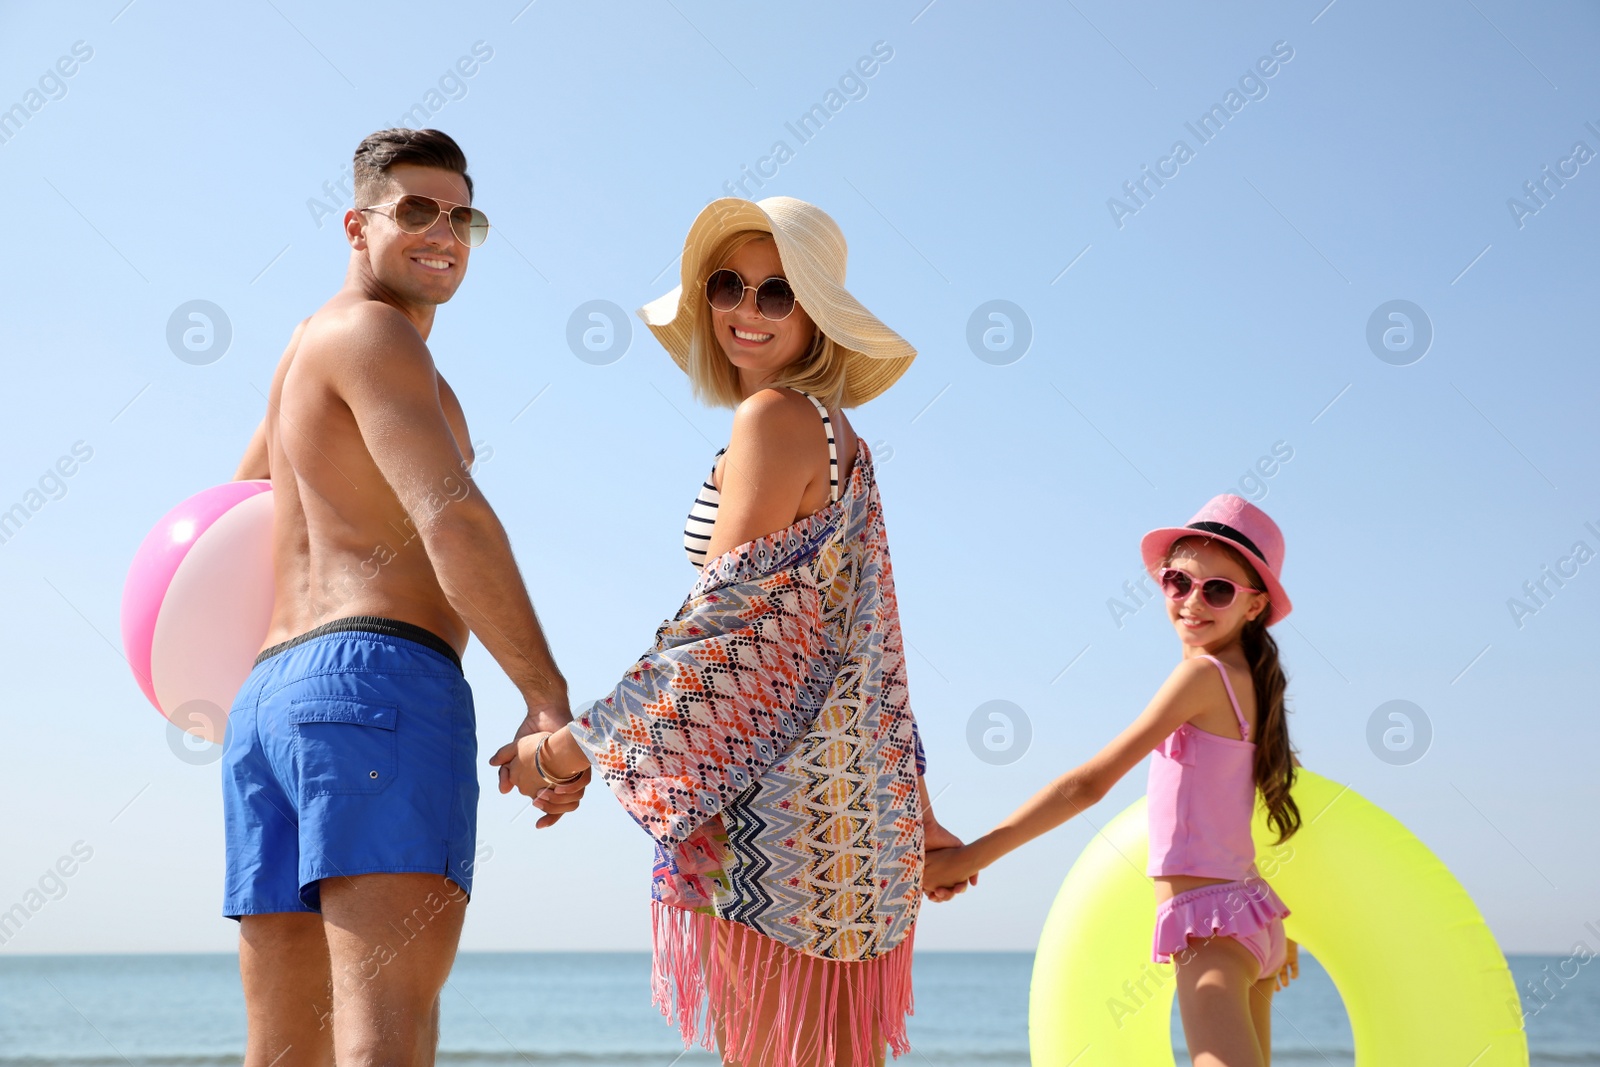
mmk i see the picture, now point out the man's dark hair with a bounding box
[352,128,474,206]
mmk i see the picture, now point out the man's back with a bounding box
[223,128,577,1067]
[261,295,474,655]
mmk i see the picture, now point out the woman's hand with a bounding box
[917,776,979,902]
[490,731,541,795]
[924,837,982,902]
[490,728,591,829]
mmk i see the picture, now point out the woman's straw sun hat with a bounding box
[638,196,917,407]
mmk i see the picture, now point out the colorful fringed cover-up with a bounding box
[571,439,923,1065]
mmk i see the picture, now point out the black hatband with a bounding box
[1185,521,1267,564]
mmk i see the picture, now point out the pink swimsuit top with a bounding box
[1146,654,1259,881]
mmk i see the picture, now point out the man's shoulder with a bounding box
[296,297,430,372]
[306,296,420,344]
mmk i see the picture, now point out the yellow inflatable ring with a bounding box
[1029,768,1528,1065]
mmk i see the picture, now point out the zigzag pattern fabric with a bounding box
[571,441,924,1060]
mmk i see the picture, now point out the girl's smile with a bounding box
[1162,540,1268,648]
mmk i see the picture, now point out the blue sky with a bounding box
[0,0,1595,957]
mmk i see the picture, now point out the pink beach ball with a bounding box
[121,481,275,744]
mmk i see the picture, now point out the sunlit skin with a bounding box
[915,534,1298,1063]
[487,229,968,1063]
[231,158,577,1067]
[708,237,820,393]
[348,162,475,336]
[1158,542,1298,1064]
[494,235,973,874]
[913,537,1276,893]
[699,237,863,540]
[1155,537,1268,769]
[1152,540,1299,985]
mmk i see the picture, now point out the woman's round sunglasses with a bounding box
[704,268,796,321]
[359,194,490,248]
[1157,567,1264,610]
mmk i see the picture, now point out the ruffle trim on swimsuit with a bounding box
[651,901,916,1066]
[1151,876,1290,963]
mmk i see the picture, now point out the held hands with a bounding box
[922,821,981,903]
[916,776,981,903]
[489,718,591,830]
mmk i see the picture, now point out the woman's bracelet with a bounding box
[532,730,584,788]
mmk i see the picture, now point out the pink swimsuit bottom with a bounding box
[1152,871,1290,980]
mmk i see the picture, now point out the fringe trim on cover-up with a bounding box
[652,901,916,1067]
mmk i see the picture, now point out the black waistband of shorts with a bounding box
[254,615,462,672]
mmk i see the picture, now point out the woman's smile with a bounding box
[729,325,775,346]
[710,237,817,382]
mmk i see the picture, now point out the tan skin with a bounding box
[921,538,1299,1067]
[232,162,582,1067]
[490,236,964,1065]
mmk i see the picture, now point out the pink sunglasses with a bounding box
[1158,567,1264,610]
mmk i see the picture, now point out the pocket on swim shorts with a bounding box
[288,700,398,798]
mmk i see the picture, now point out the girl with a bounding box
[925,494,1302,1067]
[493,195,967,1066]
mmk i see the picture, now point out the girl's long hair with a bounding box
[1240,609,1301,843]
[1170,537,1301,843]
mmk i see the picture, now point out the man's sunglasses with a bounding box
[1157,567,1264,610]
[704,268,797,321]
[358,194,490,248]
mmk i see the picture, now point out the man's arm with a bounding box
[234,419,269,481]
[332,306,569,727]
[236,320,312,482]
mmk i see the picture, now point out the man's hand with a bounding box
[500,700,585,824]
[520,699,572,737]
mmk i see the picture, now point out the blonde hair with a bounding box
[686,230,850,410]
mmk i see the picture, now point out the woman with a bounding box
[492,196,967,1066]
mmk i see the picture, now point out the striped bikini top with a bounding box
[684,390,839,570]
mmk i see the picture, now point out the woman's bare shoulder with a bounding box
[731,388,825,445]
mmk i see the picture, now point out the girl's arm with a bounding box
[926,657,1217,890]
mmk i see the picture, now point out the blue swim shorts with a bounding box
[221,616,478,918]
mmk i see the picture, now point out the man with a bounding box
[227,128,582,1066]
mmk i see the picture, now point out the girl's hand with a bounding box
[923,841,981,902]
[1272,938,1300,990]
[924,821,978,901]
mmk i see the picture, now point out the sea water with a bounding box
[0,953,1594,1065]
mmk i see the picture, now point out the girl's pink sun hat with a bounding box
[1140,494,1292,626]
